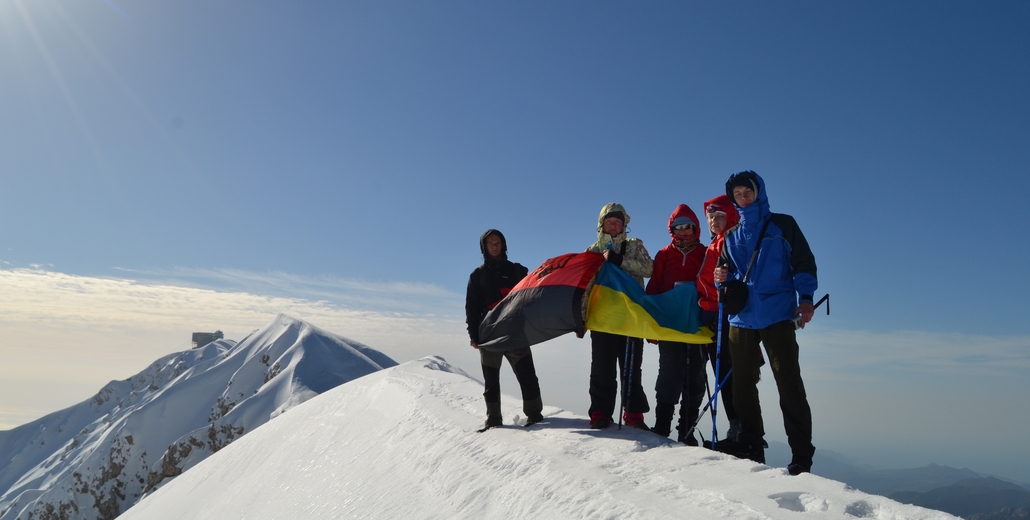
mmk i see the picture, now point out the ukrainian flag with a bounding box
[585,263,714,344]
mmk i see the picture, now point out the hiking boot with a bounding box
[652,402,675,438]
[589,411,612,429]
[485,402,502,427]
[710,437,738,452]
[626,421,651,431]
[714,437,765,463]
[787,461,811,475]
[523,397,543,420]
[678,431,698,446]
[738,442,765,464]
[622,411,649,431]
[726,419,741,441]
[787,449,814,475]
[525,413,544,427]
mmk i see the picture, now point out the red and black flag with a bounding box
[477,252,604,352]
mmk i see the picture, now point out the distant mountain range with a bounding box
[891,478,1030,520]
[0,314,396,520]
[766,441,1030,519]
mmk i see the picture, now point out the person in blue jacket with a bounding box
[713,170,817,475]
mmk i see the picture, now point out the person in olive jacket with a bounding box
[585,203,653,430]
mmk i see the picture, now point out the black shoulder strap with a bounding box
[742,219,771,283]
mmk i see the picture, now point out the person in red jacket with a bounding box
[645,204,707,444]
[696,194,742,441]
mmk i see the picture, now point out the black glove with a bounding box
[606,242,626,267]
[606,250,623,266]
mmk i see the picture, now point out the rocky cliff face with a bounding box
[0,314,396,520]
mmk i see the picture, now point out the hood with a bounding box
[479,229,508,263]
[666,204,701,240]
[596,202,630,245]
[702,194,741,238]
[724,170,770,226]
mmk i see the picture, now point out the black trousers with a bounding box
[588,331,649,419]
[729,321,814,459]
[655,341,706,426]
[480,347,541,417]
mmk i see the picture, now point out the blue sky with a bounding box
[2,1,1029,483]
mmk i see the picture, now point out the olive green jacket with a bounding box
[586,202,653,287]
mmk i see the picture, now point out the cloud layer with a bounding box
[0,267,467,429]
[3,266,1029,483]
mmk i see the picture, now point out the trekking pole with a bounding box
[626,336,638,428]
[697,369,713,445]
[814,294,830,314]
[703,374,712,413]
[712,289,725,449]
[619,335,631,430]
[794,294,831,329]
[686,367,733,440]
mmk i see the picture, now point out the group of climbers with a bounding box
[464,171,819,476]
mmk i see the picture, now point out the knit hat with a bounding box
[602,211,625,225]
[729,175,758,194]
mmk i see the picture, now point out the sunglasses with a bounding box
[673,223,695,231]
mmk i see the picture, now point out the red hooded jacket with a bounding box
[645,204,705,296]
[696,194,741,312]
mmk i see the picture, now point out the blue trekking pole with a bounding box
[686,367,733,440]
[712,289,725,449]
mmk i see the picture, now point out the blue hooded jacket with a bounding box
[719,171,818,329]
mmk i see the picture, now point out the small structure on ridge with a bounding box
[192,330,224,349]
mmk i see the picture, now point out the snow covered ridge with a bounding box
[0,314,396,520]
[120,357,956,520]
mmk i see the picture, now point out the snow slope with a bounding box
[121,356,957,520]
[0,314,395,520]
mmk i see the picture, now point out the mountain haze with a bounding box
[0,315,395,520]
[890,477,1030,519]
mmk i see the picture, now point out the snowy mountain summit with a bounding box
[0,314,396,520]
[120,356,957,520]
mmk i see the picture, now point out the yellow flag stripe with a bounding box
[585,285,714,344]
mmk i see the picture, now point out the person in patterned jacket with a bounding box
[584,203,653,430]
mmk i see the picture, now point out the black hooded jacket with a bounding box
[465,229,529,344]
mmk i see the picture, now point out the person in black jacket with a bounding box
[466,229,544,429]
